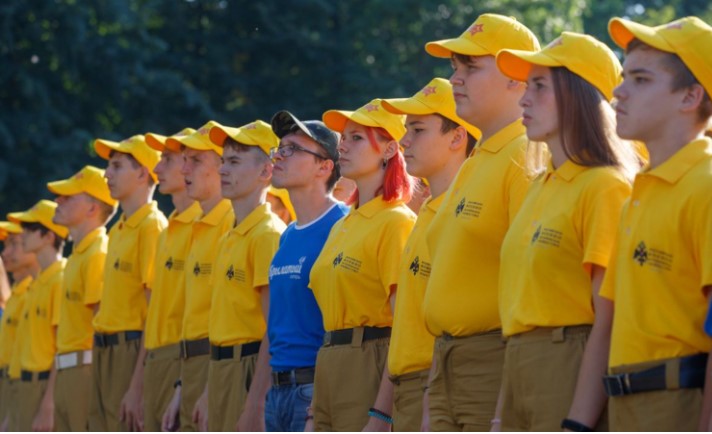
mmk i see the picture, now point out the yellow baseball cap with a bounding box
[209,120,278,157]
[267,186,296,222]
[425,13,540,58]
[323,99,406,141]
[0,221,22,241]
[497,32,622,101]
[146,128,197,152]
[609,16,712,96]
[8,200,69,239]
[94,134,161,182]
[166,121,225,155]
[381,78,482,139]
[47,165,117,207]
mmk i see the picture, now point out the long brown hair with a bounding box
[545,67,641,180]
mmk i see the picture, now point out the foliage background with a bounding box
[1,0,711,217]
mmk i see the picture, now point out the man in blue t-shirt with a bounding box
[259,111,348,431]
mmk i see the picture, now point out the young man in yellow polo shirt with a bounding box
[380,77,480,431]
[192,120,285,431]
[92,135,167,431]
[47,165,117,431]
[421,14,541,431]
[0,221,38,431]
[142,128,201,432]
[601,17,712,431]
[155,122,234,432]
[8,200,68,431]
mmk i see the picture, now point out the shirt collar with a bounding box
[644,137,712,184]
[351,196,403,219]
[423,193,446,214]
[122,201,159,229]
[553,160,588,182]
[199,199,233,226]
[35,259,65,286]
[12,275,33,296]
[73,227,106,254]
[234,203,271,235]
[173,201,202,224]
[478,119,527,154]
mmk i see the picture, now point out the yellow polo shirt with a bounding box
[182,199,234,340]
[423,120,532,337]
[145,202,202,350]
[93,201,167,333]
[209,203,285,346]
[310,197,416,332]
[388,194,443,376]
[19,259,65,372]
[601,137,712,368]
[56,227,108,354]
[499,161,631,337]
[0,277,32,369]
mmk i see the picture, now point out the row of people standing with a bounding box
[0,11,710,433]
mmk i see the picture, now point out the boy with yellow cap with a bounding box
[188,120,285,431]
[380,78,479,431]
[142,128,202,432]
[0,221,38,430]
[421,13,542,431]
[599,16,712,431]
[7,200,68,431]
[47,166,117,431]
[266,186,296,225]
[156,122,234,432]
[91,134,167,431]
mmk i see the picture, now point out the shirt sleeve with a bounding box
[581,174,632,268]
[51,273,63,327]
[377,212,416,296]
[695,189,712,289]
[83,249,107,305]
[139,219,165,289]
[506,147,532,225]
[251,228,282,290]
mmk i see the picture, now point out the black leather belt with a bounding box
[210,341,261,361]
[604,353,707,396]
[21,370,50,382]
[271,367,315,386]
[94,331,142,348]
[322,326,391,347]
[180,338,210,359]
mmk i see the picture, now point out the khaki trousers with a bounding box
[608,358,703,431]
[88,337,141,431]
[313,337,389,431]
[144,344,181,432]
[12,377,47,431]
[500,325,607,431]
[179,354,209,432]
[55,364,93,431]
[207,352,257,431]
[428,330,505,431]
[391,368,429,432]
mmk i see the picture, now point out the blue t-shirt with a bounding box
[706,298,712,337]
[268,202,349,371]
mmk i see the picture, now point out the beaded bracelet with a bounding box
[368,408,393,425]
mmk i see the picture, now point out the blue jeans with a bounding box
[265,383,313,432]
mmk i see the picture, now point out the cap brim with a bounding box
[7,210,36,224]
[609,18,673,52]
[425,37,491,58]
[496,49,561,83]
[47,180,82,197]
[323,110,382,133]
[0,221,22,235]
[145,133,168,152]
[209,126,233,147]
[94,139,121,160]
[271,110,315,141]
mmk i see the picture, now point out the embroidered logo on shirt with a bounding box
[113,259,133,273]
[65,290,82,302]
[531,225,542,244]
[333,252,344,268]
[193,262,212,277]
[632,241,672,271]
[165,257,174,270]
[225,265,246,282]
[454,197,483,218]
[333,252,362,273]
[226,264,235,280]
[530,225,562,247]
[165,257,185,272]
[410,257,420,275]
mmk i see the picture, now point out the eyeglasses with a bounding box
[270,144,329,160]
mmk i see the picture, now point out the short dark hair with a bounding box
[436,113,478,156]
[20,222,65,251]
[627,38,712,122]
[92,197,117,224]
[223,138,271,164]
[108,151,155,186]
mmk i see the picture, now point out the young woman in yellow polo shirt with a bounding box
[307,99,416,431]
[493,32,641,431]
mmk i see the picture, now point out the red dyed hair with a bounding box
[346,126,414,205]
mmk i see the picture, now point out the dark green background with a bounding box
[1,0,710,217]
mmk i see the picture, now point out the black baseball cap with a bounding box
[270,110,340,161]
